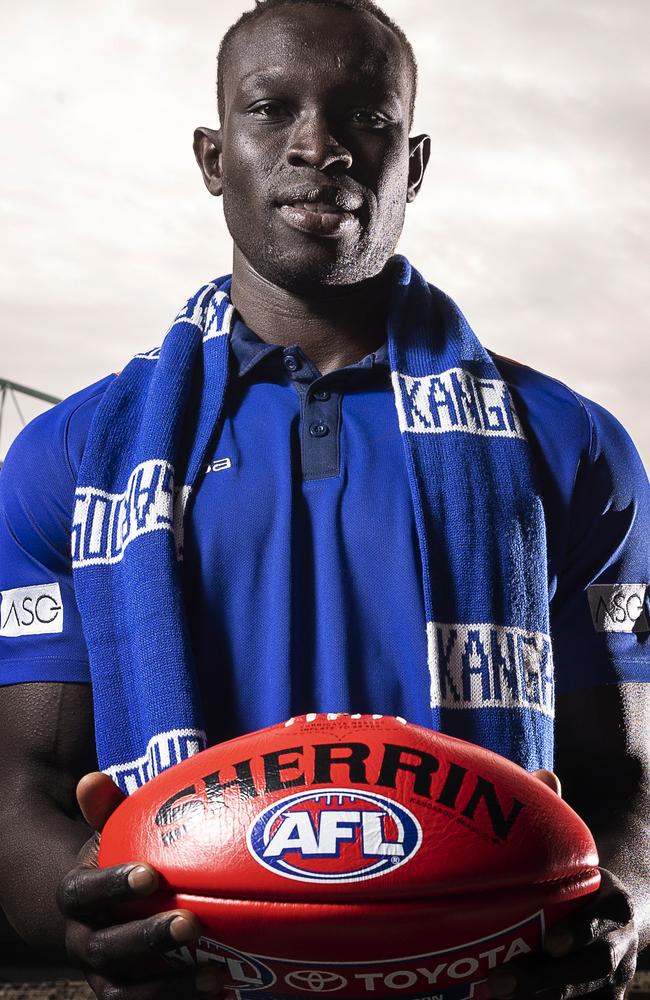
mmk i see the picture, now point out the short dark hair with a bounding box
[216,0,418,127]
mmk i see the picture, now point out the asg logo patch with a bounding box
[0,583,63,637]
[587,584,649,633]
[247,788,421,883]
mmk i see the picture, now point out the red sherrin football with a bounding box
[99,715,600,1000]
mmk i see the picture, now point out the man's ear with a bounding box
[406,133,431,203]
[193,126,224,197]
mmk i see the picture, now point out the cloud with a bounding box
[1,0,648,464]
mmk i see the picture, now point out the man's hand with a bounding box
[57,772,226,1000]
[487,770,638,999]
[487,868,637,999]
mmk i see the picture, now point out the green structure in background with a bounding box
[0,379,61,469]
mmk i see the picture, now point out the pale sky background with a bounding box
[1,0,648,465]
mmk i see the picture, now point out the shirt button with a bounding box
[284,354,300,372]
[309,422,330,438]
[313,390,331,402]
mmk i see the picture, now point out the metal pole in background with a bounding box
[0,378,61,406]
[0,379,61,468]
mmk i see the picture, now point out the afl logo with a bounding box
[247,788,422,883]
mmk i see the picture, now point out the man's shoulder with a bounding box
[491,352,609,455]
[490,351,648,496]
[491,351,589,415]
[1,375,115,499]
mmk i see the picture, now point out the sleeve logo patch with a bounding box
[0,583,64,637]
[587,583,649,633]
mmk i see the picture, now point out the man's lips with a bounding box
[275,185,364,237]
[277,202,359,237]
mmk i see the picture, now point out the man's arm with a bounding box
[488,682,648,998]
[0,682,223,998]
[555,682,650,947]
[0,682,97,955]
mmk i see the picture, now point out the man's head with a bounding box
[194,0,430,294]
[216,0,419,131]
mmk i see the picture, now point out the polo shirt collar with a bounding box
[229,316,389,380]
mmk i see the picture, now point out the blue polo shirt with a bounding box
[0,318,648,753]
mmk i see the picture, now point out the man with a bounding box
[0,1,647,998]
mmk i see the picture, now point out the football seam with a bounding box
[161,865,600,905]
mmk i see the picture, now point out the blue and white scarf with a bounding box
[71,256,552,793]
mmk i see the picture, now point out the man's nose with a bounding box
[286,112,353,171]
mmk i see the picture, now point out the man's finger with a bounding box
[488,929,629,997]
[543,870,635,957]
[79,910,202,976]
[531,769,562,797]
[57,862,159,918]
[77,771,126,832]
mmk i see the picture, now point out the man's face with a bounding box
[212,4,421,292]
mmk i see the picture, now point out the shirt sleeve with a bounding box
[551,395,650,693]
[0,380,110,684]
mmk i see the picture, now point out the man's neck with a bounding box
[229,248,390,375]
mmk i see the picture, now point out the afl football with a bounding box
[99,714,600,1000]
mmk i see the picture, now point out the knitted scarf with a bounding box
[71,256,553,794]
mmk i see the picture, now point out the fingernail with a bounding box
[489,972,517,997]
[545,929,574,957]
[196,967,223,993]
[170,914,196,943]
[127,865,155,892]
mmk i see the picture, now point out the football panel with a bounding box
[100,716,599,902]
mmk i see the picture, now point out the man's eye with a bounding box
[349,110,386,126]
[249,102,284,118]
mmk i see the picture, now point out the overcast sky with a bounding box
[1,0,648,466]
